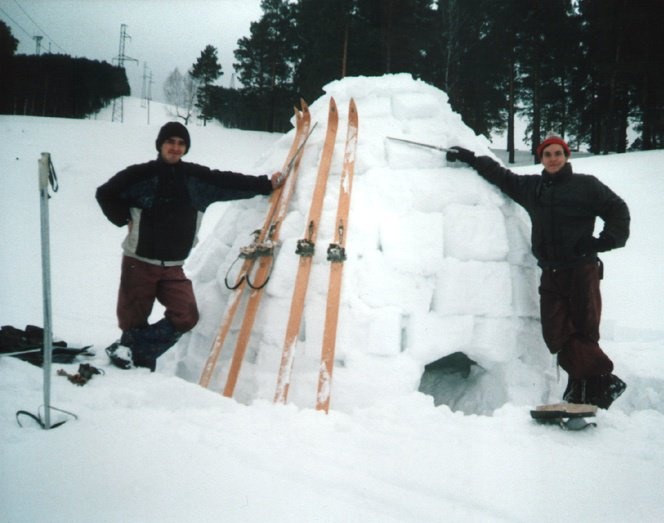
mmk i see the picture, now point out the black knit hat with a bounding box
[155,122,190,153]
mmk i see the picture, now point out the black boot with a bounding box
[562,377,588,404]
[105,341,134,369]
[586,374,626,409]
[122,318,182,372]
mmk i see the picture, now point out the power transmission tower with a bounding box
[33,35,43,55]
[141,62,154,124]
[140,62,149,107]
[111,24,138,123]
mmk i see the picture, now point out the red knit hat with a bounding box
[536,135,571,159]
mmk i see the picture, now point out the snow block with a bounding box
[467,317,519,364]
[352,249,433,314]
[364,306,403,356]
[510,265,539,318]
[379,211,444,275]
[406,312,474,365]
[443,203,509,261]
[392,92,442,120]
[434,259,512,317]
[267,238,300,299]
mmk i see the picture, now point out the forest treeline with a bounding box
[204,0,664,156]
[0,21,129,119]
[3,1,664,156]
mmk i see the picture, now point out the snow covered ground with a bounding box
[1,75,663,522]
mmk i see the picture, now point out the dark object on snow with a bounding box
[0,325,93,366]
[57,363,104,386]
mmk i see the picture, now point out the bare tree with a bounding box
[163,68,199,124]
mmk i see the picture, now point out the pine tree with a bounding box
[190,45,223,126]
[294,0,353,102]
[421,0,510,139]
[233,0,298,131]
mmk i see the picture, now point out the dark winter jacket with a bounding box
[473,157,630,269]
[96,158,273,264]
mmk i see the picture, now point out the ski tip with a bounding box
[300,98,309,112]
[349,98,357,113]
[329,96,337,112]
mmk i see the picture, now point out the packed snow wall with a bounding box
[169,74,557,414]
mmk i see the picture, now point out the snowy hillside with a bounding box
[1,75,664,522]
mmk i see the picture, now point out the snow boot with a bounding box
[586,374,626,409]
[120,318,182,372]
[562,377,587,404]
[105,341,133,369]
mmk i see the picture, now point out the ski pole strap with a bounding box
[16,405,77,430]
[48,154,59,193]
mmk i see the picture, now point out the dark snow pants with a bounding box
[539,260,614,379]
[116,255,199,333]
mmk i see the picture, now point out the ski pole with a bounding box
[386,136,450,153]
[275,121,318,186]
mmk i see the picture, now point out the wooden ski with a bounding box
[316,98,358,413]
[221,103,313,397]
[274,97,339,404]
[199,102,309,389]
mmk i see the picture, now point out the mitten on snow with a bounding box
[446,146,476,166]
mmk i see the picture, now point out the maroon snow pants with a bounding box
[116,256,199,333]
[539,261,614,379]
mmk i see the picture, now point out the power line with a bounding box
[0,6,33,40]
[12,0,67,53]
[1,0,67,54]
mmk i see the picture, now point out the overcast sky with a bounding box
[1,0,263,101]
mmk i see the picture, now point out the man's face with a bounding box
[541,144,567,174]
[160,137,187,164]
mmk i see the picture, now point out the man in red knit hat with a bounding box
[446,134,630,409]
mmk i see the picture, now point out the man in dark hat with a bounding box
[96,121,282,371]
[446,135,630,409]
